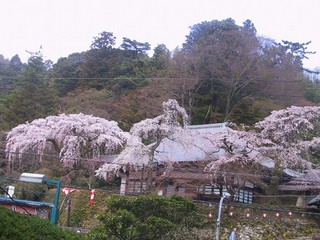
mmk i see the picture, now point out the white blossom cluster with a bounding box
[204,129,274,173]
[130,99,188,140]
[5,99,320,181]
[255,106,320,145]
[254,106,320,172]
[6,113,128,166]
[96,99,189,178]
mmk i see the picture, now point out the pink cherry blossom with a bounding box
[6,113,128,167]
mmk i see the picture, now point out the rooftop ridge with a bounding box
[186,122,228,130]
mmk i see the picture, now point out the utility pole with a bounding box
[216,192,231,240]
[66,199,71,227]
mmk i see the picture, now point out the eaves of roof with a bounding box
[0,197,54,208]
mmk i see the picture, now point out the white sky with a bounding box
[1,0,319,69]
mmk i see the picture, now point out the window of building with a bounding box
[234,189,253,204]
[167,185,175,197]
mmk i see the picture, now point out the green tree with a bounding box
[78,37,151,92]
[242,19,257,34]
[88,195,204,240]
[0,207,83,240]
[183,18,238,51]
[280,40,315,68]
[151,44,171,73]
[90,31,116,50]
[184,19,264,123]
[182,18,310,125]
[303,72,320,104]
[9,54,24,72]
[121,37,151,57]
[3,52,58,128]
[50,52,86,96]
[259,38,308,106]
[0,54,9,71]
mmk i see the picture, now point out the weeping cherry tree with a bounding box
[96,99,189,187]
[6,113,129,178]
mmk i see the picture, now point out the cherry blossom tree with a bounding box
[94,101,320,196]
[204,129,274,171]
[255,106,320,171]
[96,99,189,179]
[97,102,320,178]
[255,106,320,145]
[6,113,129,172]
[205,106,320,173]
[206,105,320,199]
[96,99,274,193]
[7,98,319,194]
[195,106,320,199]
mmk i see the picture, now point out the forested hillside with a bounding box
[1,18,320,239]
[0,18,319,131]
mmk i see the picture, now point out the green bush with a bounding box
[0,207,84,240]
[87,194,207,240]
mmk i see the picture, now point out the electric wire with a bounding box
[0,76,319,92]
[0,173,319,201]
[0,185,33,215]
[2,175,320,218]
[3,183,316,218]
[1,146,320,185]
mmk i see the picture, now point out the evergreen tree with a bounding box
[3,52,58,128]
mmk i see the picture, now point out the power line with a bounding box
[0,185,33,215]
[0,172,317,200]
[2,175,320,219]
[1,75,318,83]
[1,147,320,185]
[0,152,290,179]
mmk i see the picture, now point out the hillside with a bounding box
[0,18,318,131]
[0,17,319,240]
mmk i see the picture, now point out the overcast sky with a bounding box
[1,0,319,69]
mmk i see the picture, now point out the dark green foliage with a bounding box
[121,37,151,57]
[305,86,320,104]
[87,194,206,240]
[50,53,85,96]
[0,19,314,132]
[183,18,238,50]
[191,78,226,124]
[280,40,315,64]
[303,75,320,104]
[3,82,58,127]
[14,182,48,202]
[228,99,279,125]
[1,52,58,129]
[181,18,311,124]
[0,207,83,240]
[9,55,24,72]
[90,31,116,50]
[182,19,265,123]
[150,44,171,76]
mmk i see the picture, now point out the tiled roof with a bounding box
[155,123,229,163]
[278,170,320,192]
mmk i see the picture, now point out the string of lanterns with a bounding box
[208,210,294,219]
